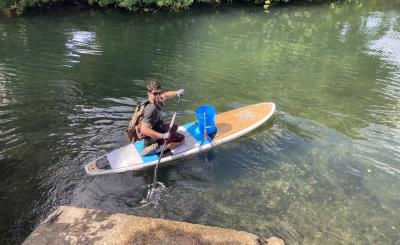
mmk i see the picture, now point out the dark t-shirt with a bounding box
[142,103,163,132]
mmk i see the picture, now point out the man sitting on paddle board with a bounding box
[140,80,185,156]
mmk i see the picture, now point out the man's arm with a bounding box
[161,89,184,100]
[140,122,163,139]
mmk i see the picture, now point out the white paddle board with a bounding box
[85,102,275,176]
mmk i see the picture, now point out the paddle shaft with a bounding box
[152,95,182,185]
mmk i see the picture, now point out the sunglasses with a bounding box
[149,91,161,96]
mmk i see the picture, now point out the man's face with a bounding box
[148,89,162,101]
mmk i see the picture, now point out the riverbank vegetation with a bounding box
[1,0,337,15]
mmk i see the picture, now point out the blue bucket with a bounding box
[195,105,216,135]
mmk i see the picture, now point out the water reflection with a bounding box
[362,13,383,36]
[364,14,400,66]
[0,1,400,244]
[338,21,350,43]
[64,31,102,67]
[363,10,400,142]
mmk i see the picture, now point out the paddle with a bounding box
[146,94,182,202]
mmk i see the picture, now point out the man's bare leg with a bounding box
[165,140,185,150]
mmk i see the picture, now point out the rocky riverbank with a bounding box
[23,206,285,244]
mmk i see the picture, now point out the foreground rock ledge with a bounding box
[23,206,284,245]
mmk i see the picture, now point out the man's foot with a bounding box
[141,143,161,156]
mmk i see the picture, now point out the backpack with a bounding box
[124,99,150,142]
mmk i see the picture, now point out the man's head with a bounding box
[146,80,162,102]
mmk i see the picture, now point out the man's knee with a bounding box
[174,132,185,143]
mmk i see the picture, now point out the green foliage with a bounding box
[0,0,9,8]
[117,0,140,10]
[7,0,57,14]
[263,0,270,11]
[89,0,119,7]
[156,0,193,10]
[2,0,342,15]
[88,0,193,11]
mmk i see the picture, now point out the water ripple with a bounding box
[63,31,102,67]
[1,5,400,245]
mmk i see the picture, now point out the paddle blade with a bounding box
[142,182,167,206]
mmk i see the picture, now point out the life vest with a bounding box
[124,99,150,142]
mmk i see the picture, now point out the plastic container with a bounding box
[195,105,216,134]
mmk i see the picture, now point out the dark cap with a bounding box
[146,80,161,92]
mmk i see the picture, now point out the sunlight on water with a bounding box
[64,31,102,67]
[0,0,399,244]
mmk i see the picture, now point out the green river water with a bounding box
[0,1,399,243]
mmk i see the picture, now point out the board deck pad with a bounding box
[182,122,212,144]
[107,122,211,167]
[86,103,275,175]
[170,122,212,155]
[133,140,159,163]
[107,144,140,169]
